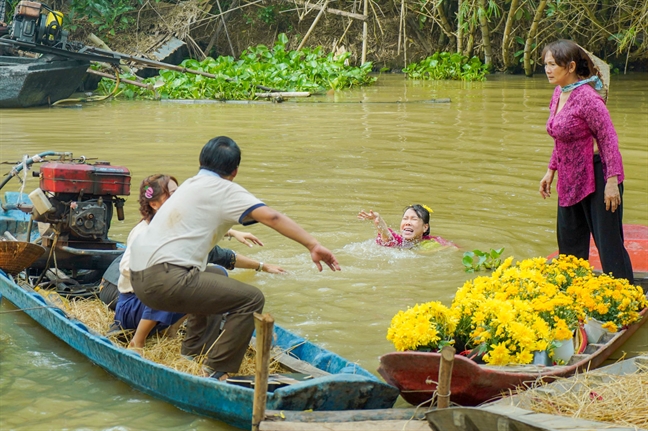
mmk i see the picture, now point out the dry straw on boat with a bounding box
[67,297,288,377]
[511,359,648,429]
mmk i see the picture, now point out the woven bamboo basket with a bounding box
[0,241,46,275]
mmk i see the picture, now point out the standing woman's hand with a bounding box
[604,176,621,212]
[539,170,555,199]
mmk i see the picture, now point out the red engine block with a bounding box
[40,161,131,196]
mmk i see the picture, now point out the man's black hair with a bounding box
[199,136,241,177]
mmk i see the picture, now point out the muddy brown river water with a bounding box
[1,73,646,430]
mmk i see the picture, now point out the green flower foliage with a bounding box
[403,52,489,81]
[462,247,504,273]
[98,34,376,101]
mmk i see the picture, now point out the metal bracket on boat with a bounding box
[0,151,73,190]
[58,246,123,256]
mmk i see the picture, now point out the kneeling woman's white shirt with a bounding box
[117,220,149,293]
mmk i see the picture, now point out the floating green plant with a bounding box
[98,33,376,101]
[404,52,488,81]
[462,247,504,272]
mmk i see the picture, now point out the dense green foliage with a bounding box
[98,34,375,100]
[403,52,488,81]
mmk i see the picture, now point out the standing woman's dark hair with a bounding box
[199,136,241,177]
[404,204,431,236]
[138,174,178,222]
[541,40,592,79]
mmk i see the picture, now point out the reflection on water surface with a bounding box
[1,74,646,430]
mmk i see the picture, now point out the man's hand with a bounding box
[309,243,341,272]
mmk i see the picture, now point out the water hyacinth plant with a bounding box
[387,255,647,366]
[98,34,376,100]
[462,247,504,272]
[403,52,489,81]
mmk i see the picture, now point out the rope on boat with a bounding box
[52,65,122,106]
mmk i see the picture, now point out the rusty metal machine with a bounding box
[29,157,130,272]
[8,1,69,48]
[1,152,130,278]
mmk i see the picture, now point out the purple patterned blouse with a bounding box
[546,84,625,207]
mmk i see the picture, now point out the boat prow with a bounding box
[0,55,89,108]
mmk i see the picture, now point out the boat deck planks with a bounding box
[259,408,428,430]
[426,405,642,431]
[259,419,429,430]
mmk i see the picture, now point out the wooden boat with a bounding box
[0,54,89,108]
[0,274,399,429]
[0,191,399,430]
[378,226,648,407]
[427,355,647,431]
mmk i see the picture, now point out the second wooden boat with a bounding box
[379,228,648,406]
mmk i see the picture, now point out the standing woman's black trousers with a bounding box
[557,154,634,282]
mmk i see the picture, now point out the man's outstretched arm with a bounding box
[249,206,341,272]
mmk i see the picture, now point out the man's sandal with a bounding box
[202,366,229,381]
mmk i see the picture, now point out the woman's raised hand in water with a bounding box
[357,210,381,226]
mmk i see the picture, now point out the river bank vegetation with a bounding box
[16,0,645,75]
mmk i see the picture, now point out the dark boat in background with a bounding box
[0,54,89,108]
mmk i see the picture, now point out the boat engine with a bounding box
[29,159,130,271]
[9,1,68,47]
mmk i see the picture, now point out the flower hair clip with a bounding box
[144,186,154,199]
[421,204,433,214]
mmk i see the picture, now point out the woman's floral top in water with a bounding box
[376,228,454,249]
[546,84,625,207]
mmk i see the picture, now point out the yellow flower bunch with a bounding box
[543,255,593,290]
[566,273,648,329]
[387,254,647,366]
[387,301,457,352]
[469,298,551,365]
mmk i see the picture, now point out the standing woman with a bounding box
[539,39,633,282]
